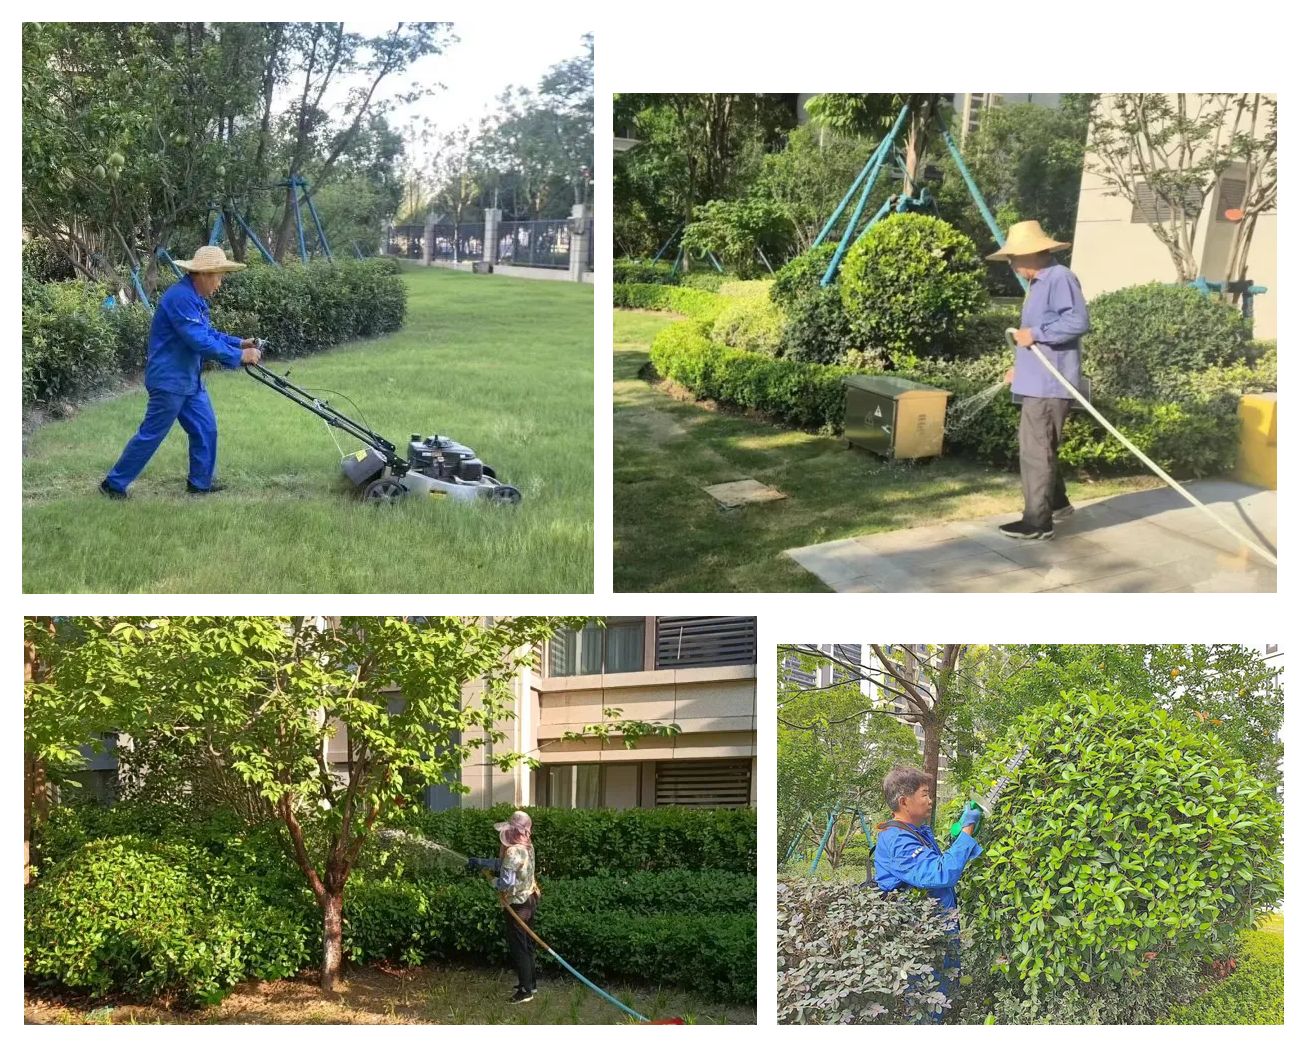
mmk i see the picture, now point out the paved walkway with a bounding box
[786,480,1276,593]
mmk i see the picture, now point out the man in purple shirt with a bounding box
[989,221,1090,540]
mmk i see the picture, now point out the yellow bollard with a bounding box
[1234,393,1277,489]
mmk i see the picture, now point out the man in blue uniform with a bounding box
[101,245,262,498]
[872,766,983,1020]
[991,220,1091,540]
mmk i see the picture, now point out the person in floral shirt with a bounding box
[468,810,540,1003]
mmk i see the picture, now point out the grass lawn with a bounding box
[24,963,753,1025]
[24,267,593,593]
[614,309,1159,592]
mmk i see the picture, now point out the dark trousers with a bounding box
[505,895,538,991]
[1018,396,1072,529]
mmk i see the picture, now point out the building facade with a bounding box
[1070,93,1276,338]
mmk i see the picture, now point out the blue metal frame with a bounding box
[1189,276,1267,320]
[807,811,838,875]
[803,808,878,876]
[298,177,334,261]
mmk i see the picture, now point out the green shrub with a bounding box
[838,213,988,357]
[1084,283,1252,398]
[778,288,859,364]
[614,258,679,285]
[22,277,124,406]
[24,838,250,1004]
[957,692,1282,1004]
[343,872,756,1003]
[22,236,78,282]
[412,805,757,878]
[717,279,774,299]
[777,879,962,1023]
[952,304,1022,360]
[711,294,785,355]
[612,282,729,324]
[680,271,727,292]
[1169,925,1284,1024]
[770,244,839,312]
[682,198,791,278]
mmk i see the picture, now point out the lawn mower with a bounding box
[243,348,522,506]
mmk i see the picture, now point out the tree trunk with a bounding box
[921,717,942,828]
[320,889,344,992]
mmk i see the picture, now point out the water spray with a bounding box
[1007,329,1277,568]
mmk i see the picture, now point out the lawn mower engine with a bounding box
[342,433,522,505]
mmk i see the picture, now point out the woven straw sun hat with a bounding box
[986,220,1071,262]
[174,244,246,273]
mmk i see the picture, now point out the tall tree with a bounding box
[36,615,583,993]
[1086,93,1276,288]
[805,93,950,195]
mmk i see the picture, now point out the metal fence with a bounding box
[385,216,592,272]
[497,219,572,269]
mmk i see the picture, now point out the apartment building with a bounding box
[1070,93,1276,338]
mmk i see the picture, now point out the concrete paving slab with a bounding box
[702,478,787,508]
[784,480,1276,593]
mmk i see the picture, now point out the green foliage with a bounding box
[682,198,791,278]
[613,258,680,285]
[711,294,785,355]
[1169,924,1283,1024]
[214,259,406,357]
[777,879,961,1023]
[21,277,127,407]
[838,213,988,356]
[23,837,312,1005]
[650,320,853,432]
[680,271,728,291]
[1085,283,1253,398]
[770,244,839,312]
[612,282,729,323]
[412,805,757,877]
[770,247,858,365]
[22,236,78,282]
[958,691,1283,1002]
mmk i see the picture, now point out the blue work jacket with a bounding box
[144,275,244,394]
[1011,263,1089,400]
[873,820,981,915]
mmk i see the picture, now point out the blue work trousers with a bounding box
[104,387,219,492]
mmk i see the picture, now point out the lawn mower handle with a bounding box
[242,360,402,465]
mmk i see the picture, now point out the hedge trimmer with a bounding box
[949,743,1031,839]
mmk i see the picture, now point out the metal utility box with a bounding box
[842,375,951,459]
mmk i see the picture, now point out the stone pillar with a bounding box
[422,212,436,266]
[569,203,592,282]
[483,208,501,271]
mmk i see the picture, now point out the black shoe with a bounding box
[99,480,127,500]
[999,520,1052,541]
[186,481,226,495]
[509,988,535,1004]
[1051,501,1075,522]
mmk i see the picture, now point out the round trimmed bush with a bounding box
[838,213,988,357]
[24,838,247,1004]
[770,244,840,312]
[958,691,1282,998]
[711,294,785,355]
[1084,283,1253,398]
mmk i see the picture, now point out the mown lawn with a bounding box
[24,268,593,593]
[613,309,1157,592]
[24,963,754,1025]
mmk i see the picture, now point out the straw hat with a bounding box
[174,245,246,273]
[986,220,1071,262]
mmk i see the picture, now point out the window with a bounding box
[783,654,817,688]
[547,618,644,676]
[654,759,751,807]
[655,617,755,668]
[1130,181,1204,224]
[832,643,862,683]
[544,764,602,808]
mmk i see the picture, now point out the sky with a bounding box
[271,22,592,171]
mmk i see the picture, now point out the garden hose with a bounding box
[477,871,674,1024]
[1005,329,1277,568]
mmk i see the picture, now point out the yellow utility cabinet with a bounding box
[1235,392,1277,489]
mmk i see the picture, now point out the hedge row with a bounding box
[648,318,1244,477]
[21,259,406,410]
[25,832,756,1006]
[411,804,757,877]
[1168,925,1284,1024]
[611,282,729,323]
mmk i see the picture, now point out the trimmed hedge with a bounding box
[612,282,730,323]
[411,805,757,877]
[22,259,406,410]
[650,317,1245,475]
[1169,925,1284,1025]
[343,873,756,1002]
[711,294,785,355]
[614,258,679,285]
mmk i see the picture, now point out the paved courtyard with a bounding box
[786,480,1276,593]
